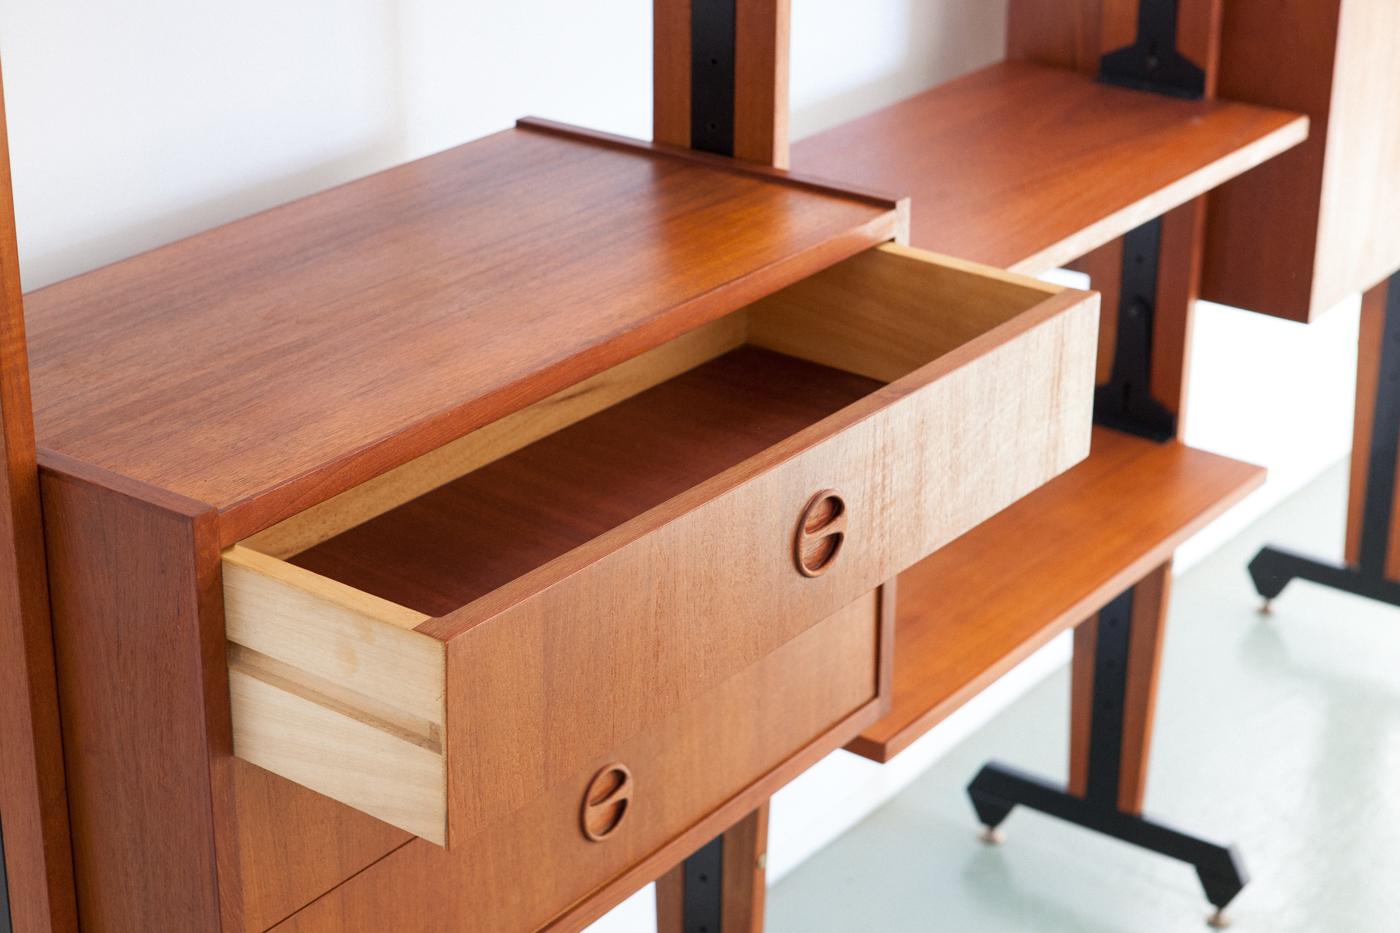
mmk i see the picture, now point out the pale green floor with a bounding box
[768,462,1400,932]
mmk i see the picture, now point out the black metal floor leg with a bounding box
[681,834,725,933]
[1249,268,1400,611]
[966,586,1248,922]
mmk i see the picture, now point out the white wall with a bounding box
[0,2,1357,930]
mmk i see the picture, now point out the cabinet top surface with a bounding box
[793,61,1307,277]
[24,120,898,536]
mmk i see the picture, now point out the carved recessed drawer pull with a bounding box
[581,764,634,842]
[795,489,847,577]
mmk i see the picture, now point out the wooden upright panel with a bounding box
[0,63,78,933]
[656,805,769,933]
[41,461,241,930]
[1344,279,1400,580]
[1203,0,1400,322]
[653,0,790,166]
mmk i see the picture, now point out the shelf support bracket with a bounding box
[967,585,1248,925]
[1099,0,1206,99]
[1092,216,1178,442]
[1251,268,1400,608]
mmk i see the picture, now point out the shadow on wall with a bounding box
[791,0,1008,140]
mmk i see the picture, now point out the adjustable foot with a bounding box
[1248,545,1400,608]
[1207,907,1231,929]
[978,826,1005,846]
[967,763,1249,916]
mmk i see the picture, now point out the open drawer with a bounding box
[222,243,1098,849]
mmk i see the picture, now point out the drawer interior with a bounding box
[240,243,1063,583]
[224,242,1087,846]
[285,348,880,615]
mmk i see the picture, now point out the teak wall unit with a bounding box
[0,13,1106,931]
[792,0,1306,923]
[0,2,1343,931]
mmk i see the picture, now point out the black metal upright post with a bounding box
[1250,269,1400,608]
[681,834,725,933]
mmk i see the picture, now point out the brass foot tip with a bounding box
[1258,599,1273,615]
[978,827,1005,846]
[1207,908,1231,929]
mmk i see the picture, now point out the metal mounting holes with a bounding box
[795,489,847,577]
[581,763,634,842]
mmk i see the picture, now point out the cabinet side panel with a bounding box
[1201,0,1341,321]
[41,467,239,930]
[0,63,77,933]
[1310,0,1400,312]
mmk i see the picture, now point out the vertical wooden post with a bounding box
[653,0,790,166]
[0,62,80,933]
[1344,277,1400,579]
[657,805,769,933]
[653,5,786,928]
[1048,0,1221,817]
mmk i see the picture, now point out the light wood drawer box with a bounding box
[221,243,1098,851]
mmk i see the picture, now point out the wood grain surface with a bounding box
[0,61,77,933]
[25,121,898,544]
[269,591,886,933]
[791,61,1305,277]
[1204,0,1400,321]
[40,462,240,930]
[847,428,1263,762]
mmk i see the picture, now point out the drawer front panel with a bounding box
[272,592,886,932]
[439,277,1095,840]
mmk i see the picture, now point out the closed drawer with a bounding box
[270,588,892,932]
[222,243,1098,850]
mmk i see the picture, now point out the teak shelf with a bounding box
[849,428,1263,762]
[792,61,1307,275]
[793,11,1309,921]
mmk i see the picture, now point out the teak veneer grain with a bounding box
[848,427,1264,763]
[23,120,902,544]
[290,347,881,615]
[791,60,1306,277]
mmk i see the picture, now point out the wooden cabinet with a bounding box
[23,115,1097,930]
[1203,0,1400,322]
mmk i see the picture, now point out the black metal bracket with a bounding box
[966,585,1248,921]
[1093,216,1178,442]
[1249,268,1400,609]
[681,834,725,933]
[1,815,12,933]
[1099,0,1206,99]
[690,0,736,157]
